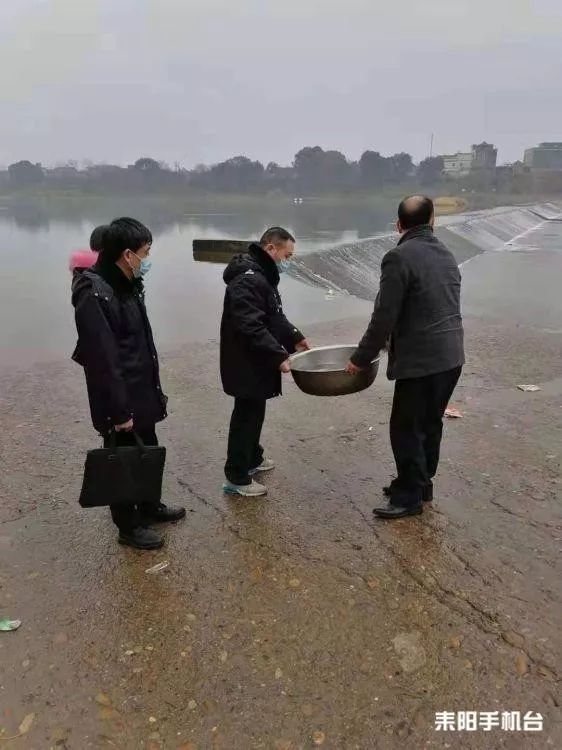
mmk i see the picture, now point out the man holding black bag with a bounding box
[72,217,185,549]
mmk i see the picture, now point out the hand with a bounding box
[115,418,134,432]
[280,359,291,373]
[345,361,362,375]
[295,338,311,352]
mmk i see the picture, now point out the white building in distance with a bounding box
[441,142,498,177]
[442,152,473,177]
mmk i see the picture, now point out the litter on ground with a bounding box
[145,561,170,574]
[0,619,22,632]
[445,405,463,418]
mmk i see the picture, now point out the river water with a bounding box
[0,198,390,368]
[1,197,561,369]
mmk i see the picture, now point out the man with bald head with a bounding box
[347,196,464,519]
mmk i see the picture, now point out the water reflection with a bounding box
[0,196,385,368]
[0,195,395,241]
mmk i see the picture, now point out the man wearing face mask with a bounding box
[221,227,310,496]
[72,217,185,549]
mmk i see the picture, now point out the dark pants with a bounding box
[104,426,160,531]
[389,367,462,507]
[224,398,266,485]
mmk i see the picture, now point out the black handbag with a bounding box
[79,431,166,508]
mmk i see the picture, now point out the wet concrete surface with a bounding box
[1,225,561,748]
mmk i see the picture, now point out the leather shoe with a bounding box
[140,503,186,524]
[373,502,423,519]
[383,483,433,502]
[118,526,164,550]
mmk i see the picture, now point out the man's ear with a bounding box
[396,220,402,234]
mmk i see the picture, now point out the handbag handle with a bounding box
[106,430,147,454]
[132,431,147,453]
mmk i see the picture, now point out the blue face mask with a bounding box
[277,259,292,274]
[129,251,152,279]
[138,258,152,277]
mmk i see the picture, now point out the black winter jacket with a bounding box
[71,262,168,435]
[351,225,464,380]
[220,243,304,400]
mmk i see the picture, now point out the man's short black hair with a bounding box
[259,226,295,247]
[89,224,107,253]
[99,217,152,265]
[397,195,434,230]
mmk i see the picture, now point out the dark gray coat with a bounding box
[351,225,464,380]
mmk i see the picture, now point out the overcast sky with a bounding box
[1,0,561,168]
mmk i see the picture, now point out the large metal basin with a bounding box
[289,345,379,397]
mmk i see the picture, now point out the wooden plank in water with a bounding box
[192,238,248,264]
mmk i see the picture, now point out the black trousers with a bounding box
[104,426,160,531]
[224,398,266,485]
[389,367,462,507]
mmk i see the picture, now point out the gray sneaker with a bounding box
[222,480,268,497]
[249,458,275,476]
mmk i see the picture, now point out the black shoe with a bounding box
[118,526,164,550]
[373,502,423,519]
[383,483,433,502]
[140,503,186,524]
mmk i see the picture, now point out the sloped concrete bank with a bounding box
[292,202,562,299]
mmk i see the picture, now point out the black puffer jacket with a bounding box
[71,262,167,435]
[220,243,304,400]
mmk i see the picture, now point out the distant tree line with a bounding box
[0,149,443,194]
[1,148,559,196]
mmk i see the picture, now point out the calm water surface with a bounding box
[0,198,393,367]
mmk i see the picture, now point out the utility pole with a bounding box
[429,132,434,158]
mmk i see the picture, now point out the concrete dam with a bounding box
[289,202,562,301]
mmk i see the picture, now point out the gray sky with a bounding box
[1,0,561,168]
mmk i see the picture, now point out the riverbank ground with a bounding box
[0,225,561,748]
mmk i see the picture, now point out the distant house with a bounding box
[441,142,497,177]
[442,152,473,177]
[471,142,497,170]
[524,142,562,171]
